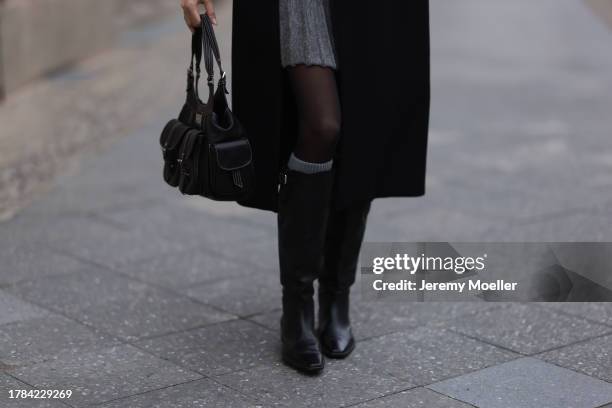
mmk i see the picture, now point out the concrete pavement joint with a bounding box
[444,327,528,357]
[532,302,612,329]
[535,358,612,387]
[86,378,205,407]
[3,251,250,349]
[342,384,421,408]
[122,241,275,277]
[45,242,275,321]
[532,332,612,383]
[425,388,480,408]
[124,316,266,345]
[4,293,212,406]
[510,205,601,226]
[34,251,243,336]
[115,337,268,407]
[351,302,512,344]
[81,212,138,234]
[448,323,612,358]
[44,244,289,345]
[77,210,277,276]
[6,366,146,408]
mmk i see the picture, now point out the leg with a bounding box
[318,199,372,358]
[288,64,341,164]
[278,64,340,374]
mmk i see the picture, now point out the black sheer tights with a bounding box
[287,64,341,163]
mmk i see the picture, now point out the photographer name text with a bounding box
[372,279,518,292]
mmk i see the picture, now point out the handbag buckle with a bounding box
[278,169,288,192]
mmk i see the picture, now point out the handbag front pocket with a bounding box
[178,129,205,195]
[160,119,191,187]
[206,139,254,201]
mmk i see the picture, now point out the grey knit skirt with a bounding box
[279,0,338,69]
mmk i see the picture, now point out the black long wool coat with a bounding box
[231,1,430,213]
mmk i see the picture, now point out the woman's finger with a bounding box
[181,0,202,31]
[183,13,195,32]
[202,0,217,25]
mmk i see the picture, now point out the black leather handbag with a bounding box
[160,15,254,201]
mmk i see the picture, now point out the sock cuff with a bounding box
[287,153,333,174]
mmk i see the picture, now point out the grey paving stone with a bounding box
[0,244,87,286]
[361,217,413,243]
[8,269,234,341]
[98,203,275,261]
[353,387,474,408]
[37,214,185,269]
[538,334,612,383]
[7,268,151,313]
[79,295,235,341]
[117,248,265,289]
[0,290,48,326]
[179,196,277,230]
[245,309,282,333]
[0,372,68,407]
[350,301,505,340]
[348,326,517,386]
[18,122,180,218]
[248,301,504,341]
[483,212,612,242]
[543,302,612,327]
[137,319,277,376]
[427,357,612,408]
[210,233,279,272]
[182,272,281,317]
[12,344,202,407]
[369,206,494,242]
[23,179,171,220]
[19,123,176,218]
[0,314,120,368]
[99,378,258,408]
[370,180,545,224]
[216,361,411,408]
[447,303,612,355]
[0,213,49,250]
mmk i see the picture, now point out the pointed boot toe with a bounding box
[282,341,325,373]
[320,323,355,358]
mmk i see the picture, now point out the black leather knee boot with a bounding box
[318,200,371,358]
[278,169,334,374]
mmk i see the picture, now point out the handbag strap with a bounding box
[188,26,204,98]
[200,14,228,93]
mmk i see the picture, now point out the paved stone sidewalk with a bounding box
[1,0,612,407]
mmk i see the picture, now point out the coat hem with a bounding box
[237,190,426,214]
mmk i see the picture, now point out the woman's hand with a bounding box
[181,0,217,32]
